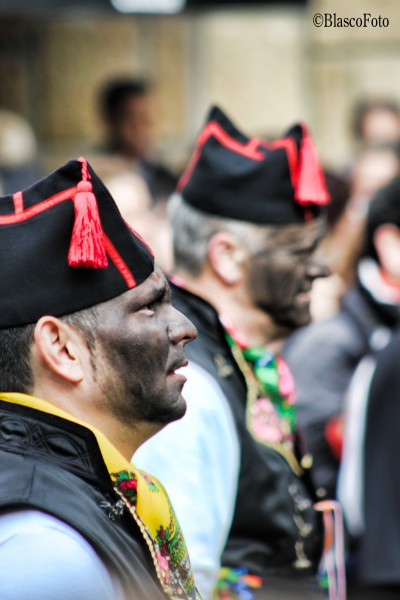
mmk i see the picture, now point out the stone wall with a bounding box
[309,0,400,166]
[0,0,398,172]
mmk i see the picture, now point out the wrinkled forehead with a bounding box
[279,217,326,245]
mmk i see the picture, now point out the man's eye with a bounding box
[139,289,166,313]
[137,303,155,314]
[293,248,311,257]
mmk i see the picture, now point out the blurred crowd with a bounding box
[4,79,400,600]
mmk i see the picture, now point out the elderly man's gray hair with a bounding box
[168,193,275,276]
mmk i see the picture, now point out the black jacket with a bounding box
[171,283,322,583]
[359,329,400,585]
[0,399,168,600]
[284,278,400,499]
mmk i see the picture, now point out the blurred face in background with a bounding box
[242,218,327,330]
[350,148,400,207]
[361,108,400,146]
[114,93,156,161]
[105,171,152,236]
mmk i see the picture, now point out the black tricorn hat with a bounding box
[0,157,154,328]
[177,106,330,224]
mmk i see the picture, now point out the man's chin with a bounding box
[153,394,187,426]
[273,306,312,331]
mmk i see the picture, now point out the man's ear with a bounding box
[33,316,85,383]
[208,232,248,286]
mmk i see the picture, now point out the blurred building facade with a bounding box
[0,0,398,173]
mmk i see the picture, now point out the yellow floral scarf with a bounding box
[0,393,200,600]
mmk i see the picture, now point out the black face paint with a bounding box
[90,267,196,427]
[244,220,326,330]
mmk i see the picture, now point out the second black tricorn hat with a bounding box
[0,157,154,327]
[177,106,330,224]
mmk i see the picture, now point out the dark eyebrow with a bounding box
[152,286,167,304]
[290,243,318,257]
[288,227,324,254]
[148,281,170,306]
[295,238,320,252]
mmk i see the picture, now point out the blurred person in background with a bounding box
[104,170,153,232]
[93,77,178,205]
[311,142,400,321]
[105,169,174,275]
[308,169,351,321]
[310,97,400,322]
[90,79,177,274]
[135,106,332,599]
[284,176,400,503]
[338,325,400,599]
[351,98,400,149]
[0,109,40,194]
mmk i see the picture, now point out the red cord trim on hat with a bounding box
[0,187,76,225]
[103,234,136,288]
[12,191,24,214]
[125,221,154,257]
[178,121,266,191]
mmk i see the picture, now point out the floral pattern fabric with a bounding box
[225,331,297,454]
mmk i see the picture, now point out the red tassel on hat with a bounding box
[68,158,108,269]
[295,125,330,206]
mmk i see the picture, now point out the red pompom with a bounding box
[295,126,330,206]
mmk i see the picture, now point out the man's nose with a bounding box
[168,307,197,347]
[307,255,331,280]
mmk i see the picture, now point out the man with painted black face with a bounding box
[0,158,199,600]
[135,107,330,599]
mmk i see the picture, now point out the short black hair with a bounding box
[364,174,400,260]
[0,306,99,394]
[0,323,36,393]
[99,77,152,125]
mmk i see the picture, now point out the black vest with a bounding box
[360,328,400,585]
[171,284,322,579]
[0,400,167,600]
